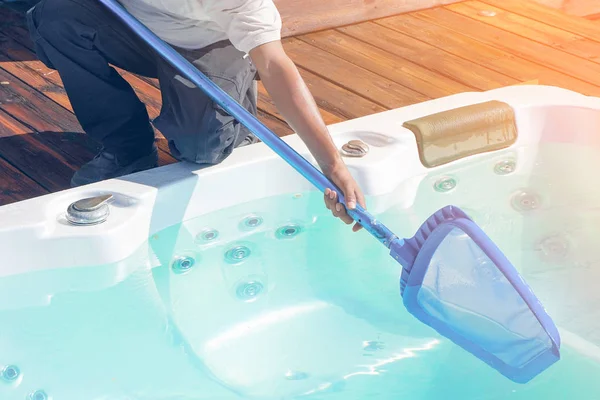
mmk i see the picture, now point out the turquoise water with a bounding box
[1,142,600,399]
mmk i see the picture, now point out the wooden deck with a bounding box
[2,0,600,206]
[534,0,600,19]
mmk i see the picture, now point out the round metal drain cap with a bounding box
[341,139,369,158]
[66,194,113,225]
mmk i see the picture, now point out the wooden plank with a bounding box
[0,32,66,88]
[377,13,600,96]
[586,13,600,21]
[534,69,600,95]
[0,29,167,131]
[0,66,83,133]
[274,0,463,37]
[299,29,473,98]
[414,7,600,87]
[337,22,517,91]
[376,15,535,78]
[532,0,600,18]
[0,53,72,111]
[514,79,540,86]
[0,18,175,147]
[449,1,600,63]
[0,32,178,165]
[136,76,160,89]
[0,11,317,135]
[260,63,388,123]
[257,81,343,126]
[0,155,48,206]
[0,18,160,106]
[0,109,76,191]
[0,19,40,51]
[258,65,388,130]
[0,63,180,167]
[0,43,165,123]
[295,67,387,120]
[282,37,430,109]
[480,0,600,42]
[0,7,347,134]
[0,65,102,165]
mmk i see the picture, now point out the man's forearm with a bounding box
[249,42,343,174]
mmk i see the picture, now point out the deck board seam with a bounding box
[450,2,600,61]
[366,19,514,88]
[417,7,600,89]
[0,150,51,193]
[0,10,376,127]
[297,34,440,99]
[310,27,479,96]
[334,22,491,90]
[0,55,76,116]
[0,68,42,134]
[0,46,184,162]
[293,66,387,119]
[1,24,35,52]
[0,62,181,165]
[586,13,600,20]
[378,13,600,93]
[280,41,395,110]
[477,0,600,44]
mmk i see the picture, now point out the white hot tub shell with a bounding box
[1,85,600,388]
[2,85,600,273]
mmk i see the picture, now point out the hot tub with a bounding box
[1,85,599,399]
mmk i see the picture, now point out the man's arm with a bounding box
[249,40,365,231]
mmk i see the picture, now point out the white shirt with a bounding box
[119,0,282,54]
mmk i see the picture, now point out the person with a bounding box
[25,0,367,231]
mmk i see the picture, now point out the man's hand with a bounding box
[323,162,366,232]
[249,41,367,231]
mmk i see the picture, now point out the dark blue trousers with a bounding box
[26,0,258,164]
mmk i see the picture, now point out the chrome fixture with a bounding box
[66,194,113,225]
[341,139,369,157]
